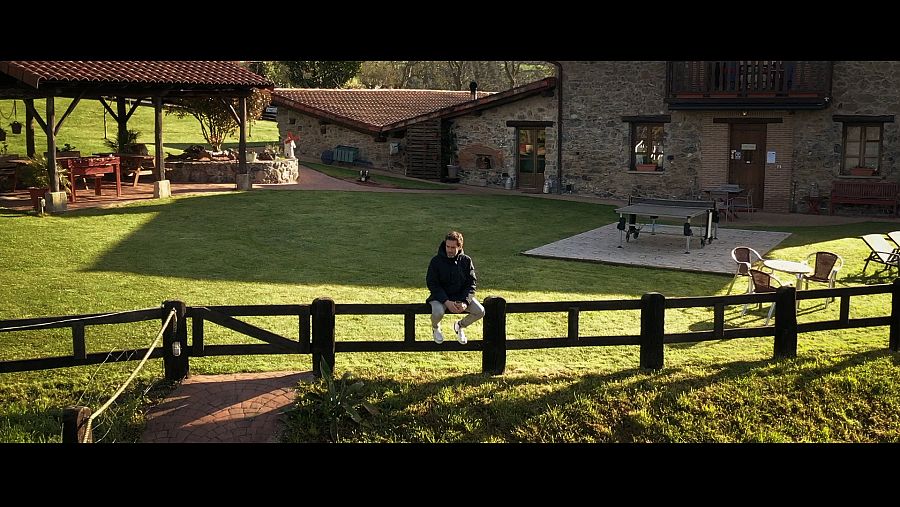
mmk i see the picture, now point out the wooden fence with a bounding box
[3,281,898,382]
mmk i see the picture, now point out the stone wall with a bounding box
[792,61,900,204]
[166,159,299,184]
[454,93,558,187]
[276,111,400,173]
[560,61,900,212]
[558,61,698,199]
[276,92,558,187]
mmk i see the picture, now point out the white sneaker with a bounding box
[433,327,445,344]
[453,320,467,345]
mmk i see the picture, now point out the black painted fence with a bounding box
[3,282,899,381]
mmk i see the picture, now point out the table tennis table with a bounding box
[614,197,717,253]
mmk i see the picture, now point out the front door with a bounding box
[516,128,546,191]
[729,124,767,208]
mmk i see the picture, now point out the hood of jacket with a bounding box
[437,240,465,261]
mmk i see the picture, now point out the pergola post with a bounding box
[153,96,170,199]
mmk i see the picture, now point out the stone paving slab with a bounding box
[523,223,791,275]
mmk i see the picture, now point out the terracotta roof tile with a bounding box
[272,88,493,128]
[0,61,273,89]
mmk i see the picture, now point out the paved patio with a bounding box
[523,223,791,275]
[140,371,311,443]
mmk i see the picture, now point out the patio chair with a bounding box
[730,188,755,215]
[728,246,763,294]
[802,251,843,307]
[888,231,900,251]
[122,144,154,187]
[861,234,900,275]
[743,268,782,325]
[708,190,732,222]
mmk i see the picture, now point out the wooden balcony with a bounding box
[666,61,832,110]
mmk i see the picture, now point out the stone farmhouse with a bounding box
[273,61,900,213]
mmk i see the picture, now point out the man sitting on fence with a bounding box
[426,230,484,345]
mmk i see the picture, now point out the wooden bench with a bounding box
[829,181,899,216]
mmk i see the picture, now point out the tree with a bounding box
[280,61,362,88]
[354,61,555,91]
[166,89,271,151]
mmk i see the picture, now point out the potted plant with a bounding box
[20,155,71,210]
[56,143,79,158]
[9,121,22,135]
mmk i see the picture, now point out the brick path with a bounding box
[140,371,312,443]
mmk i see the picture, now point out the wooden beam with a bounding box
[97,97,119,122]
[198,308,299,352]
[154,96,163,180]
[238,96,247,174]
[124,98,144,122]
[832,114,895,123]
[24,99,47,135]
[620,115,672,123]
[24,98,35,157]
[53,92,83,137]
[220,97,241,124]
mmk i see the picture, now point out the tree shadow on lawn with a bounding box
[73,190,739,295]
[298,348,892,443]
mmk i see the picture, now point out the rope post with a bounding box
[312,298,335,378]
[162,300,189,381]
[640,292,665,370]
[773,286,798,359]
[62,406,92,443]
[482,296,507,375]
[890,278,900,352]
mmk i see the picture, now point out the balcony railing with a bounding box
[666,61,832,109]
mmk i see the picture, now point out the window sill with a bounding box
[836,174,884,179]
[628,170,665,175]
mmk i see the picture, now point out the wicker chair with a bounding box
[728,246,763,294]
[743,268,782,325]
[802,251,843,307]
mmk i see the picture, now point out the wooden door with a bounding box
[729,124,767,208]
[516,128,546,191]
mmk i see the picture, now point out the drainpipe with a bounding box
[549,61,564,194]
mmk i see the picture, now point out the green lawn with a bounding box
[0,190,898,442]
[305,162,456,190]
[0,98,279,158]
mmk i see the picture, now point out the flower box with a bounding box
[849,167,876,177]
[636,163,659,172]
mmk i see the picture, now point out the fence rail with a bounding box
[0,307,164,373]
[2,281,898,377]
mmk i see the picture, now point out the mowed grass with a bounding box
[305,162,456,190]
[1,190,898,442]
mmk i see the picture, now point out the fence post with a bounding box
[62,406,92,443]
[640,292,665,370]
[312,297,336,378]
[162,300,189,381]
[482,296,506,375]
[773,286,798,358]
[890,279,900,352]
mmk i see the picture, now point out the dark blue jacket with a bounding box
[426,240,477,303]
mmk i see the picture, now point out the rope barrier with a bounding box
[0,309,155,332]
[81,308,176,443]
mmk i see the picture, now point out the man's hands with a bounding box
[444,300,469,313]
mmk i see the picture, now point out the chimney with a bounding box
[469,81,478,100]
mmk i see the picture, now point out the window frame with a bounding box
[630,122,665,171]
[841,122,883,175]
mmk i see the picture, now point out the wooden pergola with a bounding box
[0,61,273,203]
